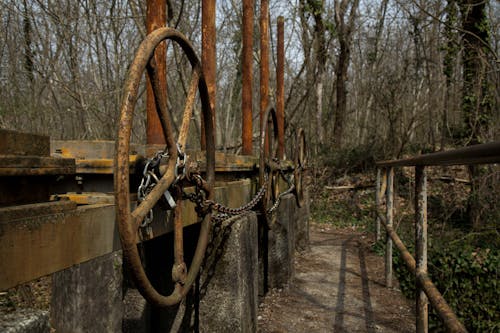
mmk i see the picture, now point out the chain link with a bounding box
[267,182,295,214]
[137,148,185,231]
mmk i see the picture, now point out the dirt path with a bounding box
[258,224,415,333]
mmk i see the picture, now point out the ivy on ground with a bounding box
[391,243,499,332]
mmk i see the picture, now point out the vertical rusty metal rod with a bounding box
[415,166,428,333]
[375,168,382,241]
[242,0,254,155]
[260,0,269,134]
[385,167,394,287]
[276,16,285,160]
[173,200,185,273]
[146,0,167,144]
[202,0,216,149]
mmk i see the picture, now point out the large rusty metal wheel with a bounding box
[114,27,215,307]
[259,105,280,226]
[294,128,307,207]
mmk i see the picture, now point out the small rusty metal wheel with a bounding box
[259,105,280,226]
[294,128,307,207]
[114,27,215,307]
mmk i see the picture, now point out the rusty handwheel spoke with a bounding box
[115,27,215,307]
[294,128,307,207]
[178,67,201,148]
[130,159,176,229]
[259,105,280,226]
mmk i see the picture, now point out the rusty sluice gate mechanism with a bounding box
[114,27,307,307]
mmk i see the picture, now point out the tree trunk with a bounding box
[460,0,492,145]
[460,0,493,230]
[333,0,360,149]
[441,0,459,150]
[306,0,327,145]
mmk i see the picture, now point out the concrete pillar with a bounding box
[199,212,258,332]
[294,188,310,252]
[51,252,123,333]
[267,194,296,289]
[122,289,150,333]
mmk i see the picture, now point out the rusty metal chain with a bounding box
[206,182,267,215]
[137,148,183,236]
[184,173,268,221]
[184,161,298,222]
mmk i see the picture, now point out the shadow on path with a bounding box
[258,225,415,333]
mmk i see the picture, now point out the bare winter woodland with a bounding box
[0,0,498,157]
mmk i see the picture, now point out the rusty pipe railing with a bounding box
[375,141,500,333]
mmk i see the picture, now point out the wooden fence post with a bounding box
[385,167,394,287]
[375,168,381,241]
[415,166,428,333]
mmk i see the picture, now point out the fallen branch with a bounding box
[325,184,375,191]
[434,176,471,185]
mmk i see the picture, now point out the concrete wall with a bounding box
[51,252,123,333]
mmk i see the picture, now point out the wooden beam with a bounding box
[0,129,50,156]
[0,156,75,176]
[0,180,253,291]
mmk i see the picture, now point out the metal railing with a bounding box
[375,141,500,333]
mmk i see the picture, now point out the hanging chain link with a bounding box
[137,145,186,233]
[137,150,168,229]
[267,170,295,214]
[183,173,268,218]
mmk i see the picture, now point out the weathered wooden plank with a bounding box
[51,140,143,159]
[0,200,76,222]
[0,156,75,176]
[0,204,118,291]
[0,179,253,290]
[0,129,50,156]
[51,140,264,173]
[74,156,138,174]
[51,193,116,205]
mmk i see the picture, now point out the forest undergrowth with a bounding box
[309,150,499,332]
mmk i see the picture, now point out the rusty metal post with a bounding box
[260,0,270,156]
[375,168,382,241]
[242,0,254,155]
[385,167,394,287]
[276,16,285,160]
[415,166,428,333]
[202,0,216,150]
[146,0,167,144]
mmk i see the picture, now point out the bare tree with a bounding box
[333,0,359,149]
